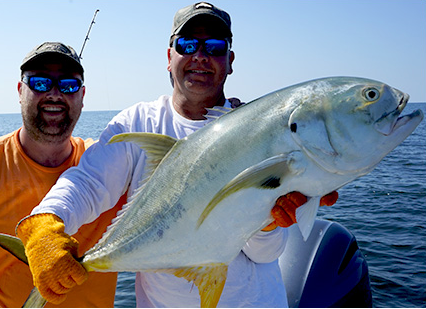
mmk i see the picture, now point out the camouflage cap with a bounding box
[171,2,232,38]
[20,42,84,74]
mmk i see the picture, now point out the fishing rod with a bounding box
[79,9,100,59]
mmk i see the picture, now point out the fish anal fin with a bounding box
[0,233,28,264]
[197,153,304,228]
[296,196,321,240]
[165,263,228,308]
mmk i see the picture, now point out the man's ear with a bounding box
[228,50,235,75]
[17,81,23,104]
[167,48,172,72]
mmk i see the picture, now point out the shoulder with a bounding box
[70,136,94,152]
[0,130,16,145]
[114,95,171,122]
[0,130,19,153]
[101,95,172,139]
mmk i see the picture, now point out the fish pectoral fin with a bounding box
[197,153,304,228]
[0,233,28,264]
[168,264,228,308]
[295,196,321,241]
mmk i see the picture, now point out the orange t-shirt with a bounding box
[0,129,124,308]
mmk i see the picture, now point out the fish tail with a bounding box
[23,287,47,308]
[0,233,28,264]
[0,234,48,307]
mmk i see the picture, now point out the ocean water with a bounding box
[0,104,424,308]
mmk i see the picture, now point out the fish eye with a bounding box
[363,87,380,102]
[290,123,297,133]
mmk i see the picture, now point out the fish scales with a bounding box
[84,93,289,269]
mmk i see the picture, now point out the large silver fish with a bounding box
[0,77,423,307]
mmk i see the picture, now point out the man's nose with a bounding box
[192,45,209,62]
[45,85,64,100]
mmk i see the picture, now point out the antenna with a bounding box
[79,9,100,59]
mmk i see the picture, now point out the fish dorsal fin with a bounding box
[108,132,178,189]
[164,263,228,308]
[108,132,177,163]
[197,152,305,228]
[0,233,27,264]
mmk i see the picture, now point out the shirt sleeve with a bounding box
[242,227,288,264]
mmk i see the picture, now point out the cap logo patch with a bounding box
[195,2,213,9]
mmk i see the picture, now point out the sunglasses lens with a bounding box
[174,38,229,56]
[175,38,199,55]
[204,39,228,56]
[29,77,53,92]
[25,76,81,94]
[58,79,81,94]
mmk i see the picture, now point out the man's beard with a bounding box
[23,107,79,144]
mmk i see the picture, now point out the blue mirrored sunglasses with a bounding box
[22,76,83,94]
[173,37,229,56]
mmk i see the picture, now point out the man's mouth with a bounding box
[188,69,211,74]
[39,103,68,116]
[43,106,65,112]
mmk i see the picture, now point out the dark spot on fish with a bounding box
[261,177,281,189]
[290,123,297,133]
[148,202,186,241]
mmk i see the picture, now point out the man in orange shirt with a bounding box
[0,42,122,307]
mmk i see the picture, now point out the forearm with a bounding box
[31,163,126,235]
[31,127,140,235]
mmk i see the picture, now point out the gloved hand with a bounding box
[16,213,88,304]
[262,191,338,231]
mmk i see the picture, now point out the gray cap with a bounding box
[20,42,84,74]
[171,2,232,38]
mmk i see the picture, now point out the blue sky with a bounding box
[0,0,425,114]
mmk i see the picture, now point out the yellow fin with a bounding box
[108,132,177,160]
[197,153,302,228]
[164,263,228,308]
[107,132,179,190]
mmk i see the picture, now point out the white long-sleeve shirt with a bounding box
[32,95,289,307]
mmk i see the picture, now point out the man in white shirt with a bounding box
[17,2,336,307]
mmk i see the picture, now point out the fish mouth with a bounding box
[374,93,413,136]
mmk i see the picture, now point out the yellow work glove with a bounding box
[262,191,339,231]
[16,213,88,304]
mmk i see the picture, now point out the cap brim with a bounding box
[20,52,84,73]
